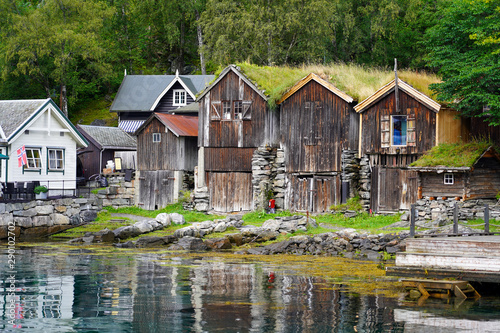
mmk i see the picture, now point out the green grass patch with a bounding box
[315,212,401,233]
[241,209,295,226]
[410,141,493,168]
[91,187,106,194]
[103,203,224,222]
[330,197,363,212]
[236,62,441,109]
[69,98,118,126]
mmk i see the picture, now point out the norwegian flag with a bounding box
[17,145,27,167]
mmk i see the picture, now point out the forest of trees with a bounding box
[0,0,498,122]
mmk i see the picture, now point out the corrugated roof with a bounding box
[78,125,137,149]
[118,120,146,133]
[154,113,198,137]
[0,99,48,139]
[110,74,214,112]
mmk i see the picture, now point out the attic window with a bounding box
[152,133,161,142]
[391,115,407,146]
[222,101,231,120]
[444,173,454,185]
[173,89,187,106]
[234,101,243,120]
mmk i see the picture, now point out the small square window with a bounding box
[153,133,161,142]
[26,148,42,169]
[173,90,187,106]
[444,173,454,185]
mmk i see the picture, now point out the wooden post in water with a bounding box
[485,204,490,233]
[410,204,416,237]
[453,202,458,234]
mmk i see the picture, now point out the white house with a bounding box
[0,99,88,195]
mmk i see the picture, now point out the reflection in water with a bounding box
[0,246,498,332]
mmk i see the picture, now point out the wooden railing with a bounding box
[410,203,500,237]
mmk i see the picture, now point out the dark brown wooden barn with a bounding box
[411,145,500,201]
[277,73,358,212]
[76,125,137,180]
[355,79,464,212]
[135,113,198,210]
[196,65,279,212]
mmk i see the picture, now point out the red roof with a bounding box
[155,113,198,137]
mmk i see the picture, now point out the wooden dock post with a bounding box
[453,202,458,234]
[485,204,490,233]
[410,204,416,237]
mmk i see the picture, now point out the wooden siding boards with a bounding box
[197,66,276,212]
[280,80,357,173]
[154,81,196,114]
[137,117,197,172]
[360,89,437,158]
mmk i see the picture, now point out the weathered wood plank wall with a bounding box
[280,80,357,173]
[207,172,253,211]
[137,118,197,171]
[360,90,436,158]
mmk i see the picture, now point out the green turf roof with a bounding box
[227,62,441,109]
[410,142,494,168]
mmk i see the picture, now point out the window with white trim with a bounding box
[173,89,187,106]
[48,148,64,171]
[26,148,42,170]
[152,133,161,142]
[234,101,243,120]
[444,173,454,185]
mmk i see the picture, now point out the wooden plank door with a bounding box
[139,170,175,210]
[314,176,339,213]
[373,168,418,212]
[208,172,252,212]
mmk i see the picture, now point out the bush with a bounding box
[34,185,48,194]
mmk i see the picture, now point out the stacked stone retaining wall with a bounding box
[0,197,102,239]
[97,175,135,208]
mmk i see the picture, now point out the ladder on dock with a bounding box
[402,279,480,299]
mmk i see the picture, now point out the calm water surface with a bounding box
[1,244,500,332]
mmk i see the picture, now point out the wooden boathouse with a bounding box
[277,73,358,213]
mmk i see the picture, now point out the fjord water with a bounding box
[1,245,500,332]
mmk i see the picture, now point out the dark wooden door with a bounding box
[372,167,418,212]
[208,172,253,212]
[139,170,175,210]
[289,175,339,213]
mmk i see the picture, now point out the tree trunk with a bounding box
[195,9,206,75]
[60,83,68,117]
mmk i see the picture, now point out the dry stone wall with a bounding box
[0,197,101,239]
[96,175,135,208]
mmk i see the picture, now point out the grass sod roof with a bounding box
[410,141,494,168]
[217,62,442,109]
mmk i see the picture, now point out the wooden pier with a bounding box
[386,235,500,283]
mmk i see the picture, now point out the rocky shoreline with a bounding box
[69,213,409,260]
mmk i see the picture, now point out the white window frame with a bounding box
[48,148,65,172]
[444,173,454,185]
[25,147,42,170]
[222,101,231,120]
[173,89,187,106]
[390,115,408,147]
[152,133,161,143]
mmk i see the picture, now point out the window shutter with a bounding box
[242,101,252,119]
[407,114,416,147]
[211,101,221,120]
[381,114,390,148]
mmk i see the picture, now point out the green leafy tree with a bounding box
[425,0,500,124]
[3,0,114,116]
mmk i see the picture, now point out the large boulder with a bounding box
[155,213,172,227]
[204,237,232,250]
[135,235,177,248]
[176,236,208,251]
[170,213,185,225]
[93,228,115,243]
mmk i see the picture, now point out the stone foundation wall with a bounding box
[341,150,360,200]
[412,197,500,224]
[97,175,135,208]
[358,156,371,211]
[0,197,101,239]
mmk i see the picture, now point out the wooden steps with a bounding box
[387,235,500,283]
[402,279,480,300]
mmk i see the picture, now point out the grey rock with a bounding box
[204,237,232,250]
[94,228,115,243]
[155,213,172,227]
[115,241,136,248]
[177,236,208,251]
[134,221,154,234]
[80,210,98,222]
[170,213,185,225]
